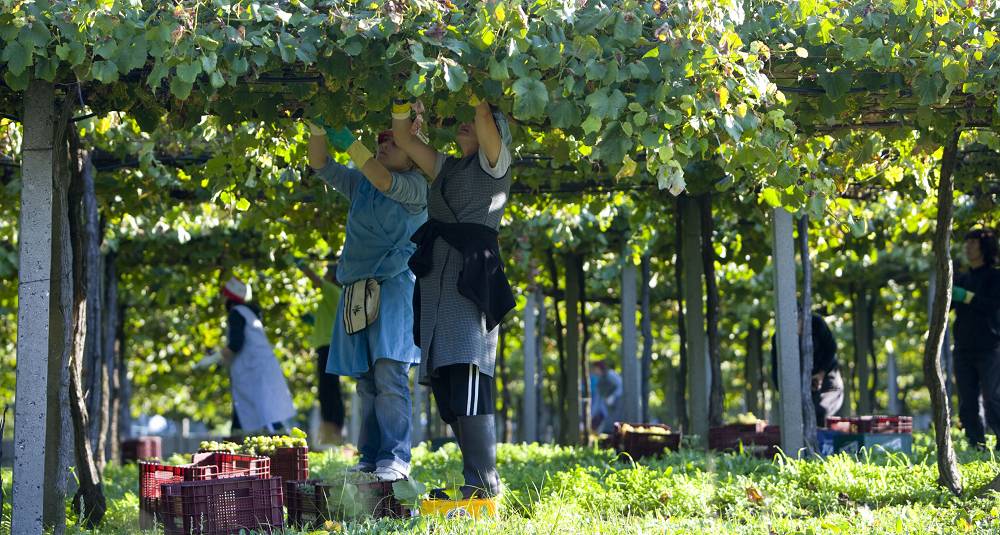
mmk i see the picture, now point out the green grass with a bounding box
[5,432,1000,534]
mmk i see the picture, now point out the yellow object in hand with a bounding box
[469,93,482,107]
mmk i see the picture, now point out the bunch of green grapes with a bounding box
[241,428,308,456]
[199,440,240,453]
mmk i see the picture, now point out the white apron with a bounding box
[229,305,296,431]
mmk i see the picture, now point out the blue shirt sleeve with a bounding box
[315,160,363,201]
[384,170,428,213]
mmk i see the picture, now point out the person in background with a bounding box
[770,311,844,426]
[297,256,345,446]
[305,118,426,482]
[221,277,297,434]
[392,92,515,500]
[952,227,1000,450]
[590,361,623,434]
[590,372,607,432]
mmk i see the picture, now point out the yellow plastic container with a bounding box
[419,496,498,519]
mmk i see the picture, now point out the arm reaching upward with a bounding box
[391,100,441,179]
[473,98,503,167]
[307,122,330,170]
[314,121,397,192]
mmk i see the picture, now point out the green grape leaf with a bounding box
[443,60,468,92]
[549,99,581,129]
[512,77,549,119]
[170,77,193,99]
[817,70,852,101]
[586,88,627,120]
[176,61,202,84]
[92,60,120,82]
[2,40,31,75]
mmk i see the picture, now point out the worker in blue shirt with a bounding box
[306,120,427,481]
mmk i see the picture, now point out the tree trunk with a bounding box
[674,198,689,432]
[746,324,764,417]
[925,131,963,496]
[577,255,592,440]
[546,250,568,443]
[560,252,583,445]
[699,194,724,426]
[640,255,653,422]
[839,337,854,417]
[853,286,874,414]
[104,254,120,464]
[116,304,132,447]
[67,152,106,526]
[85,255,104,464]
[74,157,109,475]
[797,216,818,454]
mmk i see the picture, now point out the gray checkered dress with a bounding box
[417,149,512,384]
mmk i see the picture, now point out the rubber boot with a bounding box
[428,420,464,500]
[457,415,501,498]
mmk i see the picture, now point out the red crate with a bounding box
[139,463,218,529]
[121,436,162,464]
[192,452,271,479]
[860,416,913,434]
[139,453,269,529]
[355,480,410,519]
[708,421,768,450]
[607,423,681,459]
[159,476,284,535]
[709,423,780,458]
[825,416,852,432]
[715,421,769,435]
[269,447,309,482]
[285,479,334,528]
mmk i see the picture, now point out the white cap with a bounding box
[222,276,250,303]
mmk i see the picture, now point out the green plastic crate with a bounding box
[832,432,913,455]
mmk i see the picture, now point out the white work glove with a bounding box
[605,395,617,407]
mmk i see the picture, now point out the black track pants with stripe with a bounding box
[430,364,495,424]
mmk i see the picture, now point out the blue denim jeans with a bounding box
[356,358,412,474]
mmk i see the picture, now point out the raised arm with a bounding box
[308,122,331,170]
[392,100,441,179]
[312,121,395,192]
[472,97,503,167]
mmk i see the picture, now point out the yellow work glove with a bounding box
[346,141,373,168]
[392,100,412,120]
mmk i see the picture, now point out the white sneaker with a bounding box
[373,466,407,482]
[348,462,375,473]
